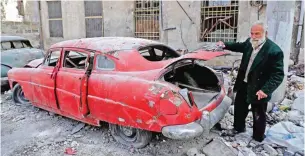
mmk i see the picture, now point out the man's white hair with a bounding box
[252,20,268,32]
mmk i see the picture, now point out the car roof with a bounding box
[0,35,29,42]
[50,37,167,53]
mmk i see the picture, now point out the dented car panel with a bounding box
[8,37,230,144]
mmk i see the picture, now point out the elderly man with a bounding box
[217,21,284,142]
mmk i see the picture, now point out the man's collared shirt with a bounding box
[244,41,266,83]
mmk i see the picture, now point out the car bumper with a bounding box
[161,95,232,140]
[1,77,9,87]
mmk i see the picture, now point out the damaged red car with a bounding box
[8,37,231,148]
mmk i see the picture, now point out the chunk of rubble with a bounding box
[291,94,304,114]
[201,138,236,156]
[71,123,86,135]
[263,144,278,156]
[186,148,200,156]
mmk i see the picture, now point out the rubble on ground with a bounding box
[191,64,305,156]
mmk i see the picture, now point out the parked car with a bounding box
[1,36,44,88]
[7,37,231,148]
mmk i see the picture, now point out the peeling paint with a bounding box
[148,101,155,108]
[118,117,125,122]
[136,119,142,123]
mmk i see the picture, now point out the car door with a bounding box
[31,48,62,109]
[55,48,92,118]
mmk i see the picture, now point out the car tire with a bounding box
[109,123,152,148]
[12,83,30,105]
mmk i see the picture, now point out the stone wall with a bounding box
[1,21,41,48]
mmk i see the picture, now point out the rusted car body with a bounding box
[8,37,231,148]
[1,36,44,87]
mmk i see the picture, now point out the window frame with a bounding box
[42,48,62,67]
[95,54,116,71]
[47,1,63,38]
[60,48,92,71]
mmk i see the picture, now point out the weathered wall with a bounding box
[1,21,40,48]
[103,1,134,37]
[266,1,296,102]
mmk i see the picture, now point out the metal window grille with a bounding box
[135,0,160,40]
[200,0,239,42]
[47,1,63,37]
[84,1,103,38]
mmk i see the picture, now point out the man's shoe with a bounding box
[252,135,266,142]
[221,128,246,137]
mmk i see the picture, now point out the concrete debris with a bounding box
[12,115,25,122]
[281,98,293,106]
[201,139,236,156]
[237,147,257,156]
[291,95,304,114]
[71,123,85,135]
[186,147,200,156]
[263,144,278,156]
[228,105,234,115]
[289,63,304,77]
[287,110,304,126]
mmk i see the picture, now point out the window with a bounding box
[200,0,239,42]
[84,1,103,37]
[138,45,179,61]
[96,55,115,70]
[63,51,88,70]
[135,0,160,40]
[43,50,61,66]
[1,42,12,50]
[12,41,24,49]
[47,1,63,37]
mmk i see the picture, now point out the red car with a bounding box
[8,37,231,148]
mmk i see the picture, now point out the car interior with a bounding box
[62,51,90,69]
[138,45,180,61]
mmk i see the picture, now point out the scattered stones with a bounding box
[228,105,234,115]
[263,144,278,156]
[71,141,79,147]
[186,147,199,156]
[71,123,85,135]
[12,115,25,122]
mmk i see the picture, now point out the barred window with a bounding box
[135,0,160,40]
[47,1,63,37]
[84,1,103,37]
[200,0,239,42]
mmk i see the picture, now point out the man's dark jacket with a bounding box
[224,38,284,103]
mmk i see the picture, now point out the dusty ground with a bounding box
[1,93,219,156]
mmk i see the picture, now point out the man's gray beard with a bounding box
[250,37,266,49]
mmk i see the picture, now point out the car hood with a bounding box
[1,48,44,68]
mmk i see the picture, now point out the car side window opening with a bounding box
[43,50,61,67]
[62,50,88,70]
[1,42,13,50]
[96,55,115,70]
[12,41,24,49]
[138,45,179,61]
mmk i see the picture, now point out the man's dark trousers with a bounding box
[234,81,267,142]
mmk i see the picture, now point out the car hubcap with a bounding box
[118,126,137,141]
[17,86,29,103]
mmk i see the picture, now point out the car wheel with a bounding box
[109,123,152,148]
[12,83,30,105]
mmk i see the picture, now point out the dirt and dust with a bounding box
[1,92,219,156]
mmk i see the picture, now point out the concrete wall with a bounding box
[1,21,40,48]
[103,1,134,37]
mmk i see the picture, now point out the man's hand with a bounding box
[256,90,268,100]
[216,41,225,48]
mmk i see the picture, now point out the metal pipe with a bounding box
[296,0,304,46]
[176,0,195,24]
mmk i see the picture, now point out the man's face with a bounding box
[251,25,265,40]
[250,24,266,48]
